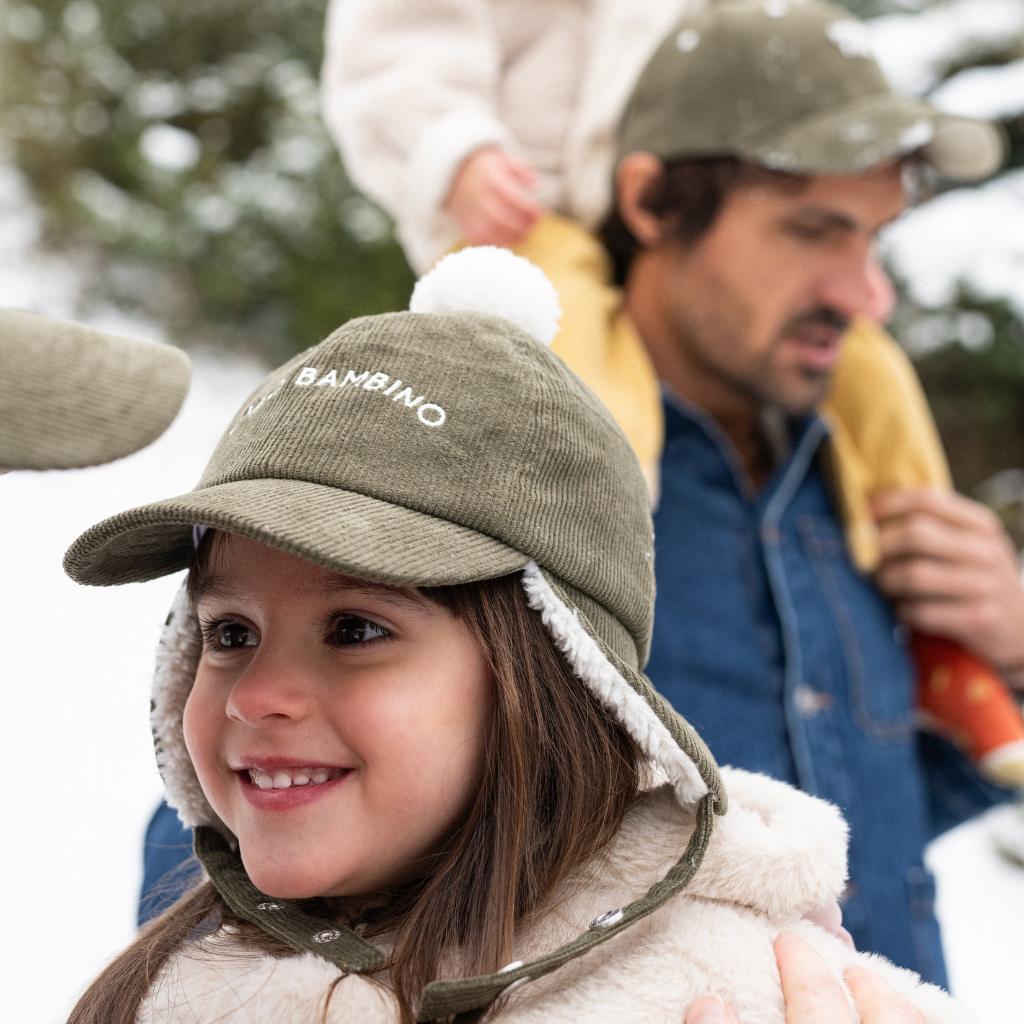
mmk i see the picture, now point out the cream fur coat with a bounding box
[140,769,971,1023]
[320,0,701,271]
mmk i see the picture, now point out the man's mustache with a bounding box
[782,307,850,336]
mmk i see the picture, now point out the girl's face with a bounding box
[183,535,491,899]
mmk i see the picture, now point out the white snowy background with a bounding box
[3,1,1024,1020]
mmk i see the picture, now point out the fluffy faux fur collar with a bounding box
[140,769,968,1024]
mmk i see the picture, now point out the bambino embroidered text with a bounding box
[293,366,447,428]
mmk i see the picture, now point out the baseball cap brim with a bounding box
[63,477,532,587]
[0,309,191,470]
[735,91,1005,181]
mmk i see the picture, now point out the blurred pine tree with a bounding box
[0,0,413,362]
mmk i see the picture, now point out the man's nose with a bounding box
[226,650,313,726]
[816,244,884,323]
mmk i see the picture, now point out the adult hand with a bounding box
[443,145,542,247]
[682,933,925,1023]
[803,899,854,949]
[873,488,1024,688]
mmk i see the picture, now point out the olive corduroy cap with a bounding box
[618,0,1004,182]
[0,309,190,470]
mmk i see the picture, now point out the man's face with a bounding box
[642,165,907,417]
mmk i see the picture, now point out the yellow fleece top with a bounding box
[513,214,951,573]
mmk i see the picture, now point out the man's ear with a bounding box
[615,152,668,246]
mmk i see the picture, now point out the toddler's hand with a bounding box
[443,145,542,247]
[683,933,925,1023]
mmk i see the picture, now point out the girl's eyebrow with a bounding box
[323,575,429,613]
[192,570,429,613]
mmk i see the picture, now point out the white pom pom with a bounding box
[409,246,561,346]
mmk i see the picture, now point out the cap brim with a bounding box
[0,310,191,470]
[63,477,531,587]
[739,92,1005,182]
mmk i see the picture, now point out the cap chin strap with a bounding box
[195,790,717,1022]
[194,828,386,971]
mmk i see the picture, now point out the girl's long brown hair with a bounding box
[69,565,645,1024]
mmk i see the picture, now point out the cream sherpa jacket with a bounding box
[140,769,971,1024]
[320,0,699,271]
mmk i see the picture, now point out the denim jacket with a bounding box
[647,394,1009,988]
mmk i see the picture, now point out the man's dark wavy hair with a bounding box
[599,156,805,285]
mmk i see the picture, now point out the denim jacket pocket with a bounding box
[798,515,915,737]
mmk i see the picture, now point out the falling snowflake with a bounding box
[843,121,877,142]
[676,29,701,53]
[899,120,935,149]
[826,20,874,60]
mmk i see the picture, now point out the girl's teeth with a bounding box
[247,767,342,789]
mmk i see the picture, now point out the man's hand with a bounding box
[683,933,925,1023]
[443,145,542,247]
[872,488,1024,688]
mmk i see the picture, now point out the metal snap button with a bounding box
[589,908,624,928]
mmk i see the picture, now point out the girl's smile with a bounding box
[232,757,356,811]
[183,533,491,900]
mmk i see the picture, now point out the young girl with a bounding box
[65,249,966,1023]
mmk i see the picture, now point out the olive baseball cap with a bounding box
[618,0,1004,181]
[0,309,191,470]
[63,269,655,668]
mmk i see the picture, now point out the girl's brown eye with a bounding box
[330,616,390,646]
[215,621,257,649]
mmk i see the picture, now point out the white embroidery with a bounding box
[227,376,288,435]
[391,386,423,408]
[416,404,446,428]
[289,366,446,428]
[341,369,368,388]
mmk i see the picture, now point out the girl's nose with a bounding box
[225,652,313,726]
